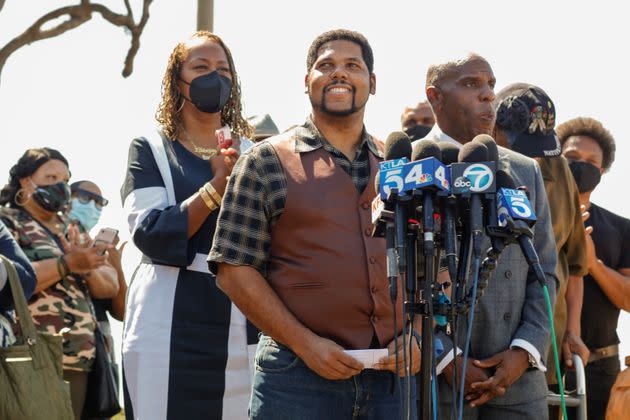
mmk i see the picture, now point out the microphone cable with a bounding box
[432,337,441,420]
[432,369,438,420]
[545,284,568,419]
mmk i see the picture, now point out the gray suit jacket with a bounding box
[434,143,559,406]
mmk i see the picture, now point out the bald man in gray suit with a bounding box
[416,54,558,419]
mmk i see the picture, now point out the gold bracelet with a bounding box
[198,186,218,210]
[56,256,66,279]
[204,182,222,206]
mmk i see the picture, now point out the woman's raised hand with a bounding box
[58,224,109,274]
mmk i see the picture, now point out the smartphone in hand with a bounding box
[216,126,233,149]
[93,227,119,256]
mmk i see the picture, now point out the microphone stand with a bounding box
[386,187,413,420]
[404,189,439,420]
[405,220,419,420]
[420,191,436,420]
[452,213,471,420]
[437,190,461,420]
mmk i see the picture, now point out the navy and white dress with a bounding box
[121,130,257,419]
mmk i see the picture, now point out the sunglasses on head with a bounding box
[75,188,108,209]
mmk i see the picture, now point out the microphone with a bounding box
[437,142,460,281]
[473,135,499,229]
[450,142,496,195]
[437,142,459,166]
[371,131,413,233]
[378,132,413,199]
[495,171,546,286]
[453,141,495,259]
[385,131,413,160]
[412,138,442,160]
[373,132,412,293]
[495,171,537,227]
[410,140,443,245]
[472,135,499,164]
[384,132,412,274]
[407,140,444,295]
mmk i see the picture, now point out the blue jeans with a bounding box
[249,334,416,420]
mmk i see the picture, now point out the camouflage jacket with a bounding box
[0,207,95,372]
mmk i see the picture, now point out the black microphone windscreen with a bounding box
[384,131,412,160]
[472,134,499,163]
[411,139,442,161]
[437,142,459,165]
[458,141,489,163]
[496,170,517,189]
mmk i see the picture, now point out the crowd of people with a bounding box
[0,28,628,420]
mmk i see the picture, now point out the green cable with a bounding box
[544,284,568,420]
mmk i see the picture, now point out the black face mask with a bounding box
[568,160,602,193]
[403,124,433,141]
[180,71,232,114]
[31,182,71,213]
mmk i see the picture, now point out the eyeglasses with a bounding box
[74,188,109,209]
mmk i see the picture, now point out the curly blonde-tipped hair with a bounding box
[155,31,253,140]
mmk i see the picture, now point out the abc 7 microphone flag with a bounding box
[450,162,495,194]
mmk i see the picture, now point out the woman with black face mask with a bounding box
[0,147,119,420]
[120,32,256,420]
[558,117,630,420]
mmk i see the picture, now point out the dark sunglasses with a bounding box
[74,188,109,209]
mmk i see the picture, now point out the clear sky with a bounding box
[1,0,628,383]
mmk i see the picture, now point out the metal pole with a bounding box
[197,0,214,32]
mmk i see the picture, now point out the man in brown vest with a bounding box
[209,29,420,418]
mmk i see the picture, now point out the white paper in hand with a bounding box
[344,349,389,369]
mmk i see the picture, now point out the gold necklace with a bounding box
[182,129,218,160]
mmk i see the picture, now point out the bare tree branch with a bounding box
[0,5,92,77]
[90,3,133,27]
[0,0,154,85]
[123,0,133,18]
[121,0,152,77]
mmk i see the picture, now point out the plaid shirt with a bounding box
[208,117,382,275]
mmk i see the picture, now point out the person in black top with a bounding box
[66,180,126,420]
[558,117,630,420]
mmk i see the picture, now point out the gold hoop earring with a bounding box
[14,188,30,206]
[176,96,185,113]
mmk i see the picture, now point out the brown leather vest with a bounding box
[267,133,403,350]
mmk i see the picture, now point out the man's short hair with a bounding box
[70,180,91,193]
[425,53,486,88]
[556,117,616,170]
[306,29,374,74]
